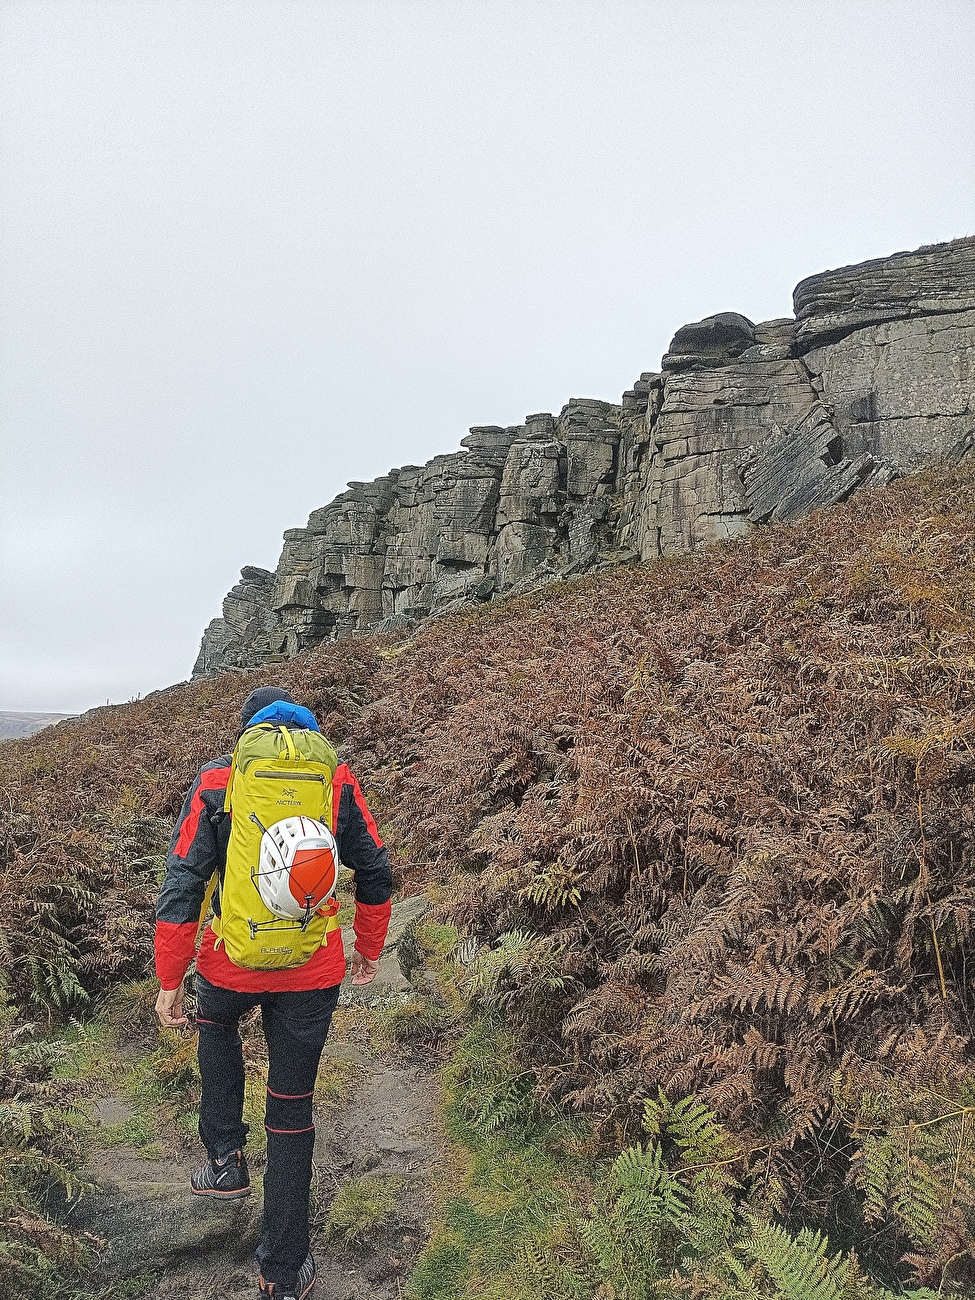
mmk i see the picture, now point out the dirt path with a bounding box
[309,1047,440,1300]
[74,896,442,1299]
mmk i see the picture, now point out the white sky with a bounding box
[2,0,973,713]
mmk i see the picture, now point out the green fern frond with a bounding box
[742,1221,849,1300]
[643,1091,740,1179]
[514,1240,589,1300]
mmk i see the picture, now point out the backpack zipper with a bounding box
[253,771,325,781]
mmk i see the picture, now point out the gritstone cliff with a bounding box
[193,235,975,676]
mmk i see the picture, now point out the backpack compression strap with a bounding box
[278,725,299,761]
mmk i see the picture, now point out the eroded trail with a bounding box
[73,897,441,1299]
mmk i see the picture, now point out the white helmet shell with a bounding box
[254,815,339,921]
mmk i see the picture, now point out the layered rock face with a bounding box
[194,237,975,675]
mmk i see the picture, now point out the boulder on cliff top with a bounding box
[662,312,756,370]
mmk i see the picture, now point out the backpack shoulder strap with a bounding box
[196,871,219,945]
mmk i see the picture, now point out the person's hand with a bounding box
[350,951,380,986]
[155,982,189,1028]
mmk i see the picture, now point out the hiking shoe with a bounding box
[258,1253,316,1300]
[190,1148,251,1199]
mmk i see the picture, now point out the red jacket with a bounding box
[154,756,392,992]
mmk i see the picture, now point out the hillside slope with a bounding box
[3,460,975,1291]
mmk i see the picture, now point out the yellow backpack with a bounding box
[210,722,340,970]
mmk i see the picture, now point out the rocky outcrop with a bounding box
[793,239,975,349]
[194,236,975,676]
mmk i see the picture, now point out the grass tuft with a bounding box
[325,1172,406,1244]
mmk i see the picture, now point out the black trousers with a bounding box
[195,974,341,1289]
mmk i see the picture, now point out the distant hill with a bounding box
[0,711,74,741]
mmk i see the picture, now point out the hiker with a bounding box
[153,686,392,1300]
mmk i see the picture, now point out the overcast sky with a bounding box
[2,0,973,714]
